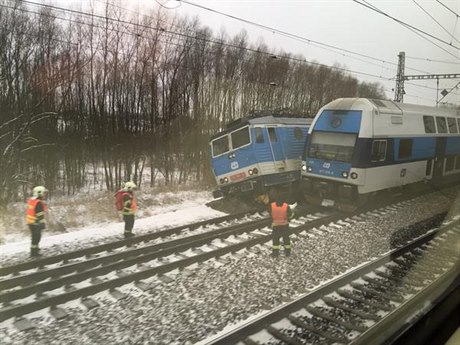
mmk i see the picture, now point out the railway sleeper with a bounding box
[266,325,308,345]
[361,275,418,296]
[287,314,350,344]
[305,304,367,332]
[337,289,394,312]
[374,268,424,288]
[350,282,404,303]
[322,296,380,321]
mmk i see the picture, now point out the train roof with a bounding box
[210,115,312,140]
[322,98,460,117]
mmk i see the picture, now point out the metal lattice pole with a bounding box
[394,51,405,103]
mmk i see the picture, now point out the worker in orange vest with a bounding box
[122,181,137,238]
[26,186,48,257]
[269,194,294,257]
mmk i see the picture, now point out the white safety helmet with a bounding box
[33,186,48,198]
[123,181,137,192]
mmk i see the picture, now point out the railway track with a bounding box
[205,213,459,345]
[0,209,337,327]
[0,209,264,276]
[1,189,455,340]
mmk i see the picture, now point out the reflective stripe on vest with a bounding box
[271,202,288,226]
[122,192,137,215]
[26,198,47,225]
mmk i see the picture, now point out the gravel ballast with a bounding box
[1,188,459,345]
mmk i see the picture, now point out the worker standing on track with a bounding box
[269,193,294,257]
[121,181,137,238]
[26,186,48,257]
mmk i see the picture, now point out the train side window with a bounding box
[436,117,447,133]
[294,127,303,140]
[231,127,250,149]
[268,128,278,142]
[255,128,264,143]
[447,117,458,133]
[371,140,387,162]
[423,116,436,133]
[398,139,413,159]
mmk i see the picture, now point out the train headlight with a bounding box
[350,172,358,179]
[301,164,307,172]
[248,168,259,175]
[341,171,349,178]
[224,177,229,183]
[307,166,313,172]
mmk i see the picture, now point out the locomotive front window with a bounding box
[211,136,229,157]
[231,126,250,149]
[308,131,356,163]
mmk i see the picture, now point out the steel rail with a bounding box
[0,209,262,277]
[0,213,341,322]
[205,213,455,345]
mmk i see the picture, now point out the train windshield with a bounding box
[231,127,250,149]
[211,135,230,157]
[211,126,251,157]
[308,131,356,162]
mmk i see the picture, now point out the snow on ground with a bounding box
[0,190,226,259]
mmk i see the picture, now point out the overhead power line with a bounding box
[352,0,460,59]
[14,0,395,82]
[176,0,457,74]
[412,0,460,45]
[437,81,460,104]
[436,0,460,17]
[176,0,404,68]
[7,0,457,104]
[406,56,460,65]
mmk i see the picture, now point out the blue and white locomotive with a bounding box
[301,98,460,211]
[210,114,312,200]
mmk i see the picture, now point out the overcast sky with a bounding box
[48,0,460,107]
[165,0,460,107]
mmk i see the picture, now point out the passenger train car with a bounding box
[301,98,460,211]
[210,114,312,201]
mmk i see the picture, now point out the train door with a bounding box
[267,127,286,171]
[433,137,446,181]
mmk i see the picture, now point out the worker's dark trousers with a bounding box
[29,224,42,256]
[123,215,135,237]
[272,225,291,255]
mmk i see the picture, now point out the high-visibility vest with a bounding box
[123,192,137,215]
[271,202,288,226]
[26,198,47,225]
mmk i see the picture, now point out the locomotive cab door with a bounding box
[267,126,286,171]
[433,137,446,181]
